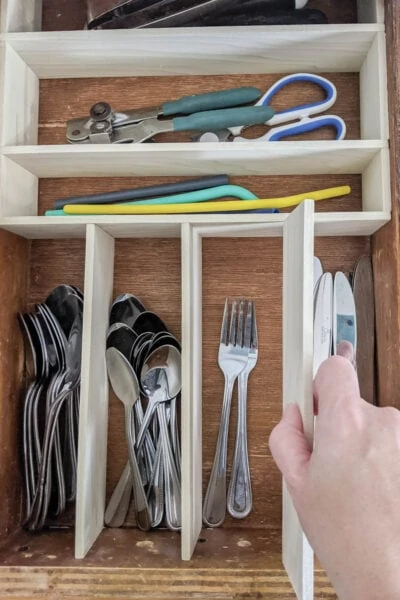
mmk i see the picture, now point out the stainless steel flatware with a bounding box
[203,298,254,528]
[227,301,257,519]
[106,347,151,531]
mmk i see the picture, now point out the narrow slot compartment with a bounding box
[0,234,86,563]
[1,0,383,34]
[0,168,390,240]
[102,235,182,556]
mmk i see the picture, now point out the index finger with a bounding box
[314,354,360,418]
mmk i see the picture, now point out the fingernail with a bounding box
[336,340,354,362]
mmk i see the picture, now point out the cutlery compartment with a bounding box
[106,236,181,526]
[0,24,387,148]
[0,234,85,551]
[1,0,384,34]
[0,163,390,237]
[182,205,372,596]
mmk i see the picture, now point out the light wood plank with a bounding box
[3,141,385,177]
[181,224,203,560]
[75,224,115,559]
[314,212,390,236]
[360,32,389,140]
[362,147,391,212]
[1,43,39,145]
[0,0,41,33]
[5,27,381,78]
[282,200,315,600]
[0,211,390,240]
[0,155,37,217]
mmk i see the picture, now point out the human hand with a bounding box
[269,345,400,600]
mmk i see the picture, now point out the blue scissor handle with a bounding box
[260,73,337,121]
[269,116,346,141]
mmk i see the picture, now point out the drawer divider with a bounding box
[282,200,315,600]
[75,224,115,559]
[181,223,203,560]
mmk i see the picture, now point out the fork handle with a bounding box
[227,371,252,519]
[203,375,235,527]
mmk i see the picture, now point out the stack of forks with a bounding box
[203,298,258,527]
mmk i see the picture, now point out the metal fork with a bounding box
[203,298,251,527]
[227,301,257,518]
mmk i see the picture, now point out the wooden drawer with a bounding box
[0,1,395,598]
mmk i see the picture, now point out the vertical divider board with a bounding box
[181,223,203,560]
[0,43,39,146]
[75,224,115,559]
[359,31,389,141]
[282,201,315,600]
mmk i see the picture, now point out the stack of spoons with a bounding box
[105,294,181,531]
[19,285,84,531]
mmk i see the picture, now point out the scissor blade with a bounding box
[313,272,333,377]
[333,272,357,360]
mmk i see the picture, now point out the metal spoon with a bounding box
[140,345,181,530]
[106,347,151,531]
[109,293,145,328]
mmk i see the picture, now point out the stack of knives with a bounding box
[86,0,328,29]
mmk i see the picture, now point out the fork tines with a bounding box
[220,298,254,348]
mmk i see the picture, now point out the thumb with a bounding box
[269,403,311,493]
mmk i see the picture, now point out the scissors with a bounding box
[195,73,346,142]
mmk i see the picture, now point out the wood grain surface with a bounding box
[39,72,360,145]
[41,0,358,30]
[0,231,29,542]
[372,0,400,408]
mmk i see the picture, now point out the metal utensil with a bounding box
[140,344,182,530]
[227,301,257,519]
[106,347,151,531]
[203,298,251,528]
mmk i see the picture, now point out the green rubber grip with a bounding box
[162,87,261,116]
[173,105,275,132]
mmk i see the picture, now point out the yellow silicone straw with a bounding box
[63,186,351,215]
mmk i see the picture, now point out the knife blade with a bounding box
[313,272,333,377]
[313,256,323,298]
[333,271,357,362]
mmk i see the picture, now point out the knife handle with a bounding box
[162,87,261,116]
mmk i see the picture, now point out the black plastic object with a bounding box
[90,0,300,29]
[197,8,328,26]
[54,175,229,209]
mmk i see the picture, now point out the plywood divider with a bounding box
[2,141,386,176]
[75,224,115,559]
[181,224,203,560]
[360,32,389,140]
[1,43,38,146]
[362,147,391,213]
[5,27,381,77]
[282,201,315,600]
[0,155,37,217]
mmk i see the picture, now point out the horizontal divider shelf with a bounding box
[1,25,384,76]
[1,141,387,175]
[0,212,390,239]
